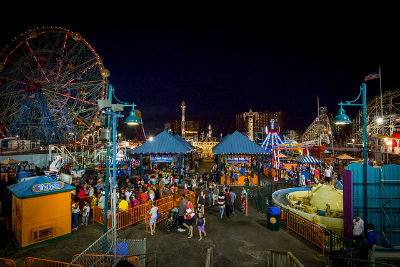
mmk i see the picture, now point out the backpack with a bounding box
[225,193,232,205]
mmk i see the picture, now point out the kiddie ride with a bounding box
[272,184,344,232]
[20,155,85,184]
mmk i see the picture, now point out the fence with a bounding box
[25,258,82,267]
[93,189,195,231]
[256,185,362,260]
[266,250,305,267]
[286,212,325,255]
[68,226,146,267]
[0,258,16,267]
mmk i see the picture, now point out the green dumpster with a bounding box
[267,207,280,231]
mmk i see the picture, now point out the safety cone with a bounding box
[5,217,10,231]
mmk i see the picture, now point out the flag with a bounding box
[364,70,380,81]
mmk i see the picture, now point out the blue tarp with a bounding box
[131,131,193,154]
[212,131,266,154]
[7,176,75,199]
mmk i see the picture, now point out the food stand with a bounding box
[7,176,75,249]
[212,131,266,185]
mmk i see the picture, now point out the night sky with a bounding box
[3,15,399,138]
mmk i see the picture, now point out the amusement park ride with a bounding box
[0,27,108,144]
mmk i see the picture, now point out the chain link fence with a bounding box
[68,226,146,267]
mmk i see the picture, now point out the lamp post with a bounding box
[333,83,368,237]
[98,84,141,235]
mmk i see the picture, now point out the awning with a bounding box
[131,131,193,154]
[296,155,321,164]
[212,131,266,154]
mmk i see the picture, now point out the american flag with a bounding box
[364,70,380,81]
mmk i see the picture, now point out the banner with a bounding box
[151,156,173,163]
[226,157,250,164]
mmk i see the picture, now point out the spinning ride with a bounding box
[0,27,108,143]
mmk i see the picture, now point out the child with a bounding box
[82,201,90,226]
[241,193,246,213]
[196,212,206,241]
[184,182,189,193]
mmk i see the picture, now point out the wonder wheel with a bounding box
[0,27,108,143]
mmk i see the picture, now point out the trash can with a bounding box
[267,207,280,231]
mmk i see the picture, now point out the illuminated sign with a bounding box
[32,181,65,193]
[151,157,173,163]
[226,157,250,164]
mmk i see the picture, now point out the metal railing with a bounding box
[0,258,16,267]
[267,250,305,267]
[25,258,82,267]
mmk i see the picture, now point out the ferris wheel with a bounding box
[0,26,108,144]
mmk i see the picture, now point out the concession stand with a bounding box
[7,176,75,249]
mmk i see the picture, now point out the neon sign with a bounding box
[32,181,65,193]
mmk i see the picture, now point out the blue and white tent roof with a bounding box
[131,131,193,154]
[212,131,266,154]
[296,155,321,164]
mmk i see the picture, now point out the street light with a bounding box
[125,103,141,125]
[98,84,141,236]
[333,83,368,239]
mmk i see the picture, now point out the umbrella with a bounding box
[1,158,20,165]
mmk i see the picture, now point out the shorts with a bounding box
[184,218,193,226]
[198,225,205,231]
[325,176,331,183]
[150,217,157,225]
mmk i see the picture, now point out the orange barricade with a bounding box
[286,212,325,256]
[24,257,82,267]
[0,257,16,267]
[93,190,195,231]
[72,254,140,267]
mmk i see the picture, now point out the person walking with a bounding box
[148,202,158,235]
[367,223,377,267]
[224,189,233,220]
[229,188,236,214]
[196,212,206,241]
[218,191,225,219]
[207,183,213,207]
[212,182,219,206]
[324,168,333,184]
[197,190,205,214]
[177,194,187,232]
[183,196,195,238]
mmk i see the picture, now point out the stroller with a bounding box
[165,208,179,233]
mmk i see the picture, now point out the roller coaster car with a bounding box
[78,88,88,94]
[66,61,75,68]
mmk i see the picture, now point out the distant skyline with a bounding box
[2,16,399,139]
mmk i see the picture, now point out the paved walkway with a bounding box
[1,160,328,266]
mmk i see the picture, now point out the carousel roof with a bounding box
[1,158,20,164]
[336,154,355,160]
[131,131,193,154]
[212,131,266,154]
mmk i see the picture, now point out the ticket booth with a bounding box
[7,176,75,249]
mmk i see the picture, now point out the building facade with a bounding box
[235,109,285,141]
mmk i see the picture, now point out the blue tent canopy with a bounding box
[212,131,266,154]
[7,176,75,199]
[296,155,321,164]
[131,131,193,154]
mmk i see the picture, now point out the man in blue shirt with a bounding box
[229,188,236,214]
[367,223,377,266]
